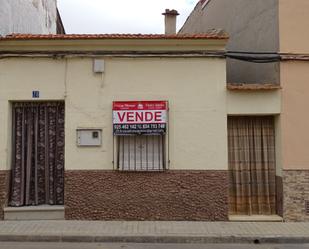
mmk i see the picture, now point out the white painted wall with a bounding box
[0,0,57,36]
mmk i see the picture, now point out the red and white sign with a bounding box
[113,101,167,124]
[112,101,168,135]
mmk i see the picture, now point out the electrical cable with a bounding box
[226,51,280,63]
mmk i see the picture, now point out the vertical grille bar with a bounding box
[117,136,120,170]
[152,135,155,170]
[128,136,130,170]
[146,136,148,171]
[158,135,161,170]
[162,134,165,169]
[122,136,125,170]
[134,136,136,171]
[140,136,142,170]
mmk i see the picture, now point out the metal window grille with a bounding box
[117,135,165,171]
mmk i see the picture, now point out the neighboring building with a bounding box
[279,0,309,222]
[0,0,65,36]
[181,0,309,221]
[180,0,279,84]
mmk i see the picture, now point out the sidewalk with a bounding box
[0,221,309,244]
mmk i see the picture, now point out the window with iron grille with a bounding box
[117,135,165,171]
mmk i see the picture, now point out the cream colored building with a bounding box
[0,32,282,221]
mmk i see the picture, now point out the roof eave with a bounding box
[0,38,228,52]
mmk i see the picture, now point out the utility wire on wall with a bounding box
[0,50,308,61]
[226,51,280,63]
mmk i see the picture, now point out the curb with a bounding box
[0,235,309,244]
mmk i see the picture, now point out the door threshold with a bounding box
[229,215,283,222]
[4,205,64,220]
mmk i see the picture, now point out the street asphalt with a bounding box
[1,243,309,249]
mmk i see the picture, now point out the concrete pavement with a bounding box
[0,221,309,244]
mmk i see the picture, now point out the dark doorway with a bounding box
[10,102,65,207]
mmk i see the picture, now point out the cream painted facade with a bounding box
[0,36,288,221]
[0,39,283,173]
[227,91,281,115]
[0,39,230,172]
[279,0,309,170]
[1,55,228,171]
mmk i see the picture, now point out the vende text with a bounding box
[113,110,167,124]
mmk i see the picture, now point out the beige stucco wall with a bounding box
[279,0,309,53]
[0,56,229,171]
[281,61,309,170]
[0,37,283,172]
[227,90,281,115]
[0,58,66,171]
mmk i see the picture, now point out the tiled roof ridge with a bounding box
[1,30,228,40]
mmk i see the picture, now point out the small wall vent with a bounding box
[305,201,309,215]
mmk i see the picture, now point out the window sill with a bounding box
[116,169,167,173]
[227,83,281,91]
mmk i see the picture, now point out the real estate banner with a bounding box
[112,101,168,135]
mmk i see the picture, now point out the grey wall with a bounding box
[0,0,57,36]
[180,0,280,84]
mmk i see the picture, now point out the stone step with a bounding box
[3,205,64,220]
[229,215,283,222]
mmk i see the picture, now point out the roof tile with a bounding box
[0,30,228,41]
